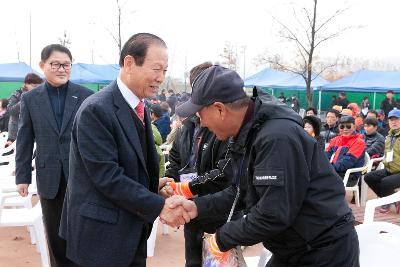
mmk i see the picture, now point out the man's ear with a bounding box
[213,102,227,119]
[123,55,135,70]
[39,61,45,71]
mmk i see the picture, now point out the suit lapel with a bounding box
[60,83,79,135]
[112,83,148,174]
[37,85,59,134]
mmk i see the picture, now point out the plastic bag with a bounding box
[202,234,247,267]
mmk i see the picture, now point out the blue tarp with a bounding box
[0,62,42,82]
[321,70,400,92]
[70,63,120,84]
[244,68,328,90]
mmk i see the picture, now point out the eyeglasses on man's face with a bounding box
[49,62,72,71]
[339,124,353,130]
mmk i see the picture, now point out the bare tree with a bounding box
[102,0,137,57]
[261,0,354,106]
[58,30,72,48]
[219,42,238,71]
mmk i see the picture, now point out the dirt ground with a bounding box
[0,189,382,266]
[0,211,261,266]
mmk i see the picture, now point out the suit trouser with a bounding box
[265,229,360,267]
[40,177,76,267]
[364,169,400,198]
[128,226,148,267]
[184,223,204,267]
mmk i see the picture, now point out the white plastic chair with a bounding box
[341,153,370,207]
[361,156,385,206]
[364,191,400,224]
[0,192,49,267]
[356,222,400,267]
[0,131,8,147]
[147,217,160,257]
[244,247,272,267]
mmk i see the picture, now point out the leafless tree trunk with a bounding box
[261,0,353,107]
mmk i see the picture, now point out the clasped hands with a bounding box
[158,177,198,227]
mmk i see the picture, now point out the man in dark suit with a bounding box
[15,44,94,266]
[59,33,191,267]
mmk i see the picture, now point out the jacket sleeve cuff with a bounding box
[144,194,165,223]
[215,228,231,252]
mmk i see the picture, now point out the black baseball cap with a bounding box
[339,115,355,124]
[175,65,245,118]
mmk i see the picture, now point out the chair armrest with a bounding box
[367,156,384,172]
[364,191,400,223]
[343,166,367,187]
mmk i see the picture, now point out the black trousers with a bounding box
[40,178,76,267]
[128,226,148,267]
[266,229,360,267]
[184,223,205,267]
[364,169,400,198]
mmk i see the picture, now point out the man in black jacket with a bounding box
[172,65,359,267]
[163,62,234,267]
[321,109,340,143]
[380,90,397,121]
[363,117,385,158]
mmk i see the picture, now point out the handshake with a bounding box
[158,177,198,227]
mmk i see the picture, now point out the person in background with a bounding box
[331,95,337,108]
[150,103,171,142]
[377,110,389,136]
[152,124,166,178]
[380,90,396,121]
[365,108,400,214]
[289,95,300,113]
[321,109,340,143]
[347,103,364,132]
[361,96,370,118]
[278,92,286,103]
[367,109,389,137]
[15,44,93,266]
[5,73,43,146]
[362,117,385,158]
[166,89,178,115]
[336,92,350,110]
[332,104,343,113]
[303,115,325,150]
[325,115,366,190]
[158,89,166,101]
[305,106,318,117]
[160,101,171,115]
[0,99,9,132]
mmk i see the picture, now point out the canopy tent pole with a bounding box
[373,92,376,110]
[318,89,322,115]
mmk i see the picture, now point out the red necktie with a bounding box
[135,101,145,122]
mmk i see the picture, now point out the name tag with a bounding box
[180,172,197,183]
[386,151,394,162]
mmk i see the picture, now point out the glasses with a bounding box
[49,62,72,71]
[339,124,353,130]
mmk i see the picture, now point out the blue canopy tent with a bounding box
[244,67,328,89]
[244,68,294,89]
[0,62,42,82]
[244,68,328,111]
[320,69,400,109]
[70,63,120,84]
